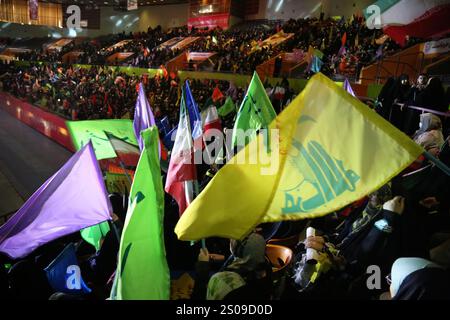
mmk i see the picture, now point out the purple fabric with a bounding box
[133,83,157,151]
[344,79,356,97]
[0,142,112,259]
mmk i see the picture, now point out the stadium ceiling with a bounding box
[42,0,188,7]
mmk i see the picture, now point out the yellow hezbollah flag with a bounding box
[175,73,424,241]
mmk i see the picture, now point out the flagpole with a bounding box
[423,151,450,176]
[109,219,121,245]
[118,160,133,186]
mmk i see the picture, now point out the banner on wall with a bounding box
[29,0,39,20]
[423,37,450,56]
[127,0,138,11]
[0,93,74,151]
[188,13,230,31]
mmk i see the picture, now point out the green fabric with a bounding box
[80,221,110,251]
[66,119,138,160]
[218,96,236,117]
[231,72,277,148]
[112,126,170,300]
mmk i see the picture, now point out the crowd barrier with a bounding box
[392,102,450,118]
[0,92,75,151]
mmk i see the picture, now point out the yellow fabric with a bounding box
[175,73,424,241]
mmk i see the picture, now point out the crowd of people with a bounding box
[10,16,410,79]
[0,59,298,127]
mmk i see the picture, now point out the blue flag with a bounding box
[156,116,171,136]
[44,243,91,295]
[311,56,324,73]
[184,81,203,142]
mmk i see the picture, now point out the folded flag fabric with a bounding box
[218,96,237,117]
[175,73,424,241]
[111,127,170,300]
[212,86,225,102]
[45,243,91,295]
[80,221,111,251]
[0,142,112,259]
[343,79,356,97]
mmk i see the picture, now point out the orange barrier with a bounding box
[360,42,450,85]
[257,52,305,81]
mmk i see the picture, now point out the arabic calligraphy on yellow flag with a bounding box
[175,73,424,241]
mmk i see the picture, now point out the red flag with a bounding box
[107,104,113,117]
[341,32,347,47]
[160,65,168,79]
[212,86,224,103]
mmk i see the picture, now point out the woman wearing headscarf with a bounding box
[192,232,273,300]
[383,257,450,300]
[413,113,444,143]
[403,74,428,135]
[288,185,406,299]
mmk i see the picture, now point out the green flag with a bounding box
[66,119,138,160]
[80,221,110,251]
[218,96,236,117]
[231,71,276,147]
[112,126,170,300]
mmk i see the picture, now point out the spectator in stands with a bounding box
[422,77,448,114]
[413,113,444,146]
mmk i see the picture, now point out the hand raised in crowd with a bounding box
[383,196,405,215]
[198,247,210,262]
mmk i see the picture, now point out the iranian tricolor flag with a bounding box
[105,131,140,167]
[165,88,197,216]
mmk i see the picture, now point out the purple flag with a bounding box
[0,142,112,259]
[344,79,356,97]
[133,83,156,151]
